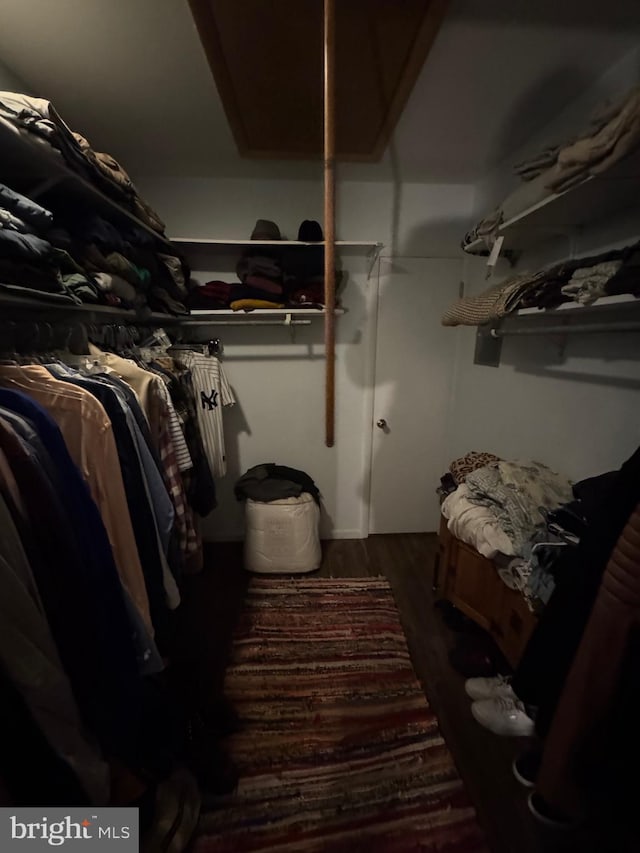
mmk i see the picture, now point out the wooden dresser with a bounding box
[435,515,537,668]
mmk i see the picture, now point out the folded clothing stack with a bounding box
[463,85,640,253]
[0,182,93,305]
[187,219,341,312]
[0,181,189,313]
[0,91,166,235]
[442,238,640,326]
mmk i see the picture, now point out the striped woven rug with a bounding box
[196,577,487,852]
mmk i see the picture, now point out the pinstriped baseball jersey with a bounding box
[173,351,234,477]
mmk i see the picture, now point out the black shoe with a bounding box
[528,791,579,829]
[513,748,541,788]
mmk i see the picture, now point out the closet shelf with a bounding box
[513,293,638,317]
[170,238,382,250]
[474,295,640,366]
[0,293,343,326]
[0,291,181,324]
[183,308,344,325]
[464,148,640,255]
[0,119,175,252]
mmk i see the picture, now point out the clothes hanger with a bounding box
[40,322,56,362]
[68,322,91,355]
[208,338,223,357]
[60,323,103,370]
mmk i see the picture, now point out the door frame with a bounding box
[363,254,462,535]
[358,255,381,539]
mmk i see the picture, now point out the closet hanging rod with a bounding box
[491,321,640,338]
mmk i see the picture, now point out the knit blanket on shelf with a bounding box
[441,274,544,327]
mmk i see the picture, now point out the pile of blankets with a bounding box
[463,85,640,253]
[441,455,573,558]
[495,469,618,612]
[442,238,640,326]
[0,181,188,313]
[0,91,165,235]
[440,453,621,613]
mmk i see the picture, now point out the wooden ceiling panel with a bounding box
[189,0,449,160]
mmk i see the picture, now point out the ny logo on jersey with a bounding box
[201,389,219,410]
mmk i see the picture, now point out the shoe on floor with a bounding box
[471,696,535,736]
[465,674,514,701]
[527,791,579,830]
[513,748,542,787]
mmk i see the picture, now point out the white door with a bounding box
[368,257,461,533]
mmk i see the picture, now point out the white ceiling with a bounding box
[0,0,639,183]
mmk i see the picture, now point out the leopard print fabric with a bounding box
[450,451,500,485]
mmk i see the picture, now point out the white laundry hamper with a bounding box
[243,493,321,574]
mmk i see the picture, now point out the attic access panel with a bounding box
[188,0,448,161]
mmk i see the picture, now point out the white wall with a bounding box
[138,175,473,258]
[138,175,473,539]
[0,57,29,92]
[447,252,640,482]
[448,49,640,483]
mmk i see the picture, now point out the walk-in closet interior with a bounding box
[0,1,639,851]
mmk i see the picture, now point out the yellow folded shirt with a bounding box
[230,299,285,311]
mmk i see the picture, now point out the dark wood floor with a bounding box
[179,534,611,853]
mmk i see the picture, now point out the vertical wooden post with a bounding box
[323,0,336,448]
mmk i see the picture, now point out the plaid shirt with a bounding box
[156,393,199,560]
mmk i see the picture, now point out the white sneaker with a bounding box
[465,674,515,702]
[471,696,535,736]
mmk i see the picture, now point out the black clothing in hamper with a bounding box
[235,463,320,504]
[512,444,640,737]
[0,411,141,755]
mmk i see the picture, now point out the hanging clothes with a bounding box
[44,364,178,636]
[85,345,200,572]
[170,349,235,478]
[0,489,109,803]
[0,364,153,631]
[149,355,217,517]
[0,403,143,764]
[536,498,640,819]
[0,320,235,807]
